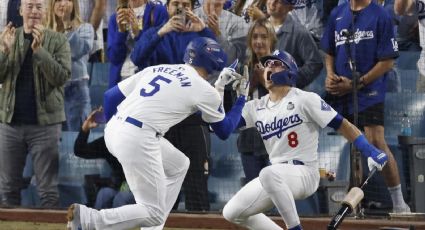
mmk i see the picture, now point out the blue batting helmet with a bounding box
[260,50,298,86]
[183,37,227,74]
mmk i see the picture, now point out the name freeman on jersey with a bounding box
[153,66,192,87]
[256,114,303,140]
[335,29,374,46]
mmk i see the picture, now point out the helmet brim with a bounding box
[259,55,290,69]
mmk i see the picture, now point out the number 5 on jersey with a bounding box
[140,75,171,97]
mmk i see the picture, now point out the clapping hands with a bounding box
[325,73,352,96]
[31,24,45,52]
[116,8,141,37]
[0,22,16,54]
[246,5,265,21]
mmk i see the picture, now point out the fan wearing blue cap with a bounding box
[220,50,388,230]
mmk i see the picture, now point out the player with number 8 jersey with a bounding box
[221,50,388,230]
[243,86,334,165]
[241,49,338,166]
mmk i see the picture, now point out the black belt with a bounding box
[125,116,143,128]
[281,160,304,165]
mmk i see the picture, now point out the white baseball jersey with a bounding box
[241,88,337,165]
[0,0,7,32]
[116,64,225,134]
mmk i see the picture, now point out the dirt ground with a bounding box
[0,220,223,230]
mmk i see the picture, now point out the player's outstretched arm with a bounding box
[103,85,126,122]
[333,117,388,171]
[210,96,246,140]
[210,73,249,140]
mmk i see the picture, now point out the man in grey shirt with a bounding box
[194,0,250,65]
[290,0,324,43]
[268,0,323,89]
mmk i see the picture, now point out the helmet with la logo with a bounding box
[183,37,227,74]
[259,50,298,86]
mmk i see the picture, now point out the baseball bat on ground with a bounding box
[327,167,377,230]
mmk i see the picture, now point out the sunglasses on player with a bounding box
[264,59,287,69]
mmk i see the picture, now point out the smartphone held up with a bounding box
[117,0,129,32]
[176,7,187,26]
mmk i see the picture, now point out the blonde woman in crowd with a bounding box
[237,18,276,184]
[46,0,94,131]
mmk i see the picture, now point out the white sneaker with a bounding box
[393,203,411,213]
[67,203,82,230]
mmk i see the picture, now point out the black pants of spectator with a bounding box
[165,115,210,211]
[0,123,61,207]
[240,152,270,185]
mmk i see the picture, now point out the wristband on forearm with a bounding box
[353,134,370,157]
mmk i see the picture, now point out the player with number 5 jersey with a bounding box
[66,37,248,230]
[220,50,388,230]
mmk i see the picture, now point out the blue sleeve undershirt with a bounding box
[210,96,246,140]
[327,113,343,130]
[103,86,126,121]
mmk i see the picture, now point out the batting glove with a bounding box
[214,59,241,92]
[232,65,250,99]
[368,144,388,171]
[367,157,385,171]
[354,134,388,171]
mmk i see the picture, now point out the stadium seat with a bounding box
[89,63,110,108]
[58,131,111,208]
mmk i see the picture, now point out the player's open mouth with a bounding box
[266,71,272,81]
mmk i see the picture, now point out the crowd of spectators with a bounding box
[0,0,419,214]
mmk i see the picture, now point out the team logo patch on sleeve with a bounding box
[391,38,399,52]
[321,100,331,111]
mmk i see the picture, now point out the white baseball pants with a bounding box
[80,116,189,230]
[223,163,319,230]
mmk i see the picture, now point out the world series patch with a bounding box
[321,100,331,111]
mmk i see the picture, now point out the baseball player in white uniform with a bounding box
[394,0,425,92]
[66,37,249,230]
[218,50,388,230]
